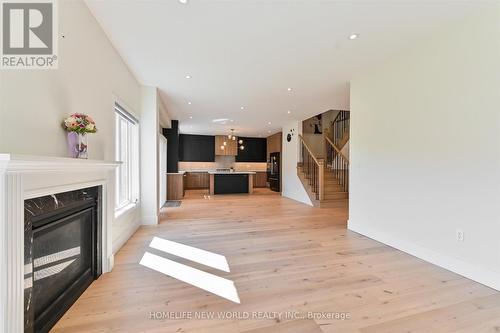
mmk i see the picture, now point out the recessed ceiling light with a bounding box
[268,121,272,125]
[287,110,291,114]
[240,106,245,110]
[230,119,234,122]
[187,101,192,105]
[287,88,292,92]
[185,74,191,79]
[268,130,271,133]
[179,0,188,4]
[189,116,193,119]
[212,118,230,124]
[349,34,359,40]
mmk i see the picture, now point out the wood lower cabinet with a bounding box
[167,173,184,200]
[184,172,210,189]
[184,171,265,190]
[253,172,268,188]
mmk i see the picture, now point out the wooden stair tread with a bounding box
[297,160,348,207]
[324,186,344,194]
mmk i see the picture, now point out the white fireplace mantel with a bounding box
[0,153,121,172]
[0,154,120,333]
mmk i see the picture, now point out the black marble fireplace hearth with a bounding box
[24,187,102,333]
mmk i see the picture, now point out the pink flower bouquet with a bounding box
[62,114,97,158]
[62,113,97,134]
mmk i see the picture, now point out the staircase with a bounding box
[297,111,349,208]
[332,110,350,150]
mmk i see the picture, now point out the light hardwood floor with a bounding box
[53,189,500,333]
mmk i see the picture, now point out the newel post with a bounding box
[318,159,324,201]
[322,131,328,160]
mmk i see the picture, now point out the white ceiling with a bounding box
[85,0,481,137]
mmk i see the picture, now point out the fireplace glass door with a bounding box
[32,206,96,332]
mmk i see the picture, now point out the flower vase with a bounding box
[67,132,88,159]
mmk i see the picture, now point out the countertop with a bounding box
[166,171,186,175]
[180,169,264,173]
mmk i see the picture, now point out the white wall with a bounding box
[281,121,313,206]
[0,1,140,161]
[349,6,500,290]
[302,134,324,158]
[140,87,160,225]
[0,0,143,255]
[301,110,341,159]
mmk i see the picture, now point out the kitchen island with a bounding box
[208,171,256,195]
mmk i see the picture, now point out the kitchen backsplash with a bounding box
[179,156,267,171]
[233,162,267,171]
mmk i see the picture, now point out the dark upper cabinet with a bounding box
[179,134,215,162]
[236,137,267,162]
[163,120,179,173]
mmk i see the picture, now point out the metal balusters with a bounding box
[325,135,349,193]
[333,110,350,148]
[298,135,321,200]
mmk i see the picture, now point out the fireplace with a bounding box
[24,187,102,333]
[0,154,119,333]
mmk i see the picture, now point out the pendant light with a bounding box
[226,129,245,150]
[228,129,236,140]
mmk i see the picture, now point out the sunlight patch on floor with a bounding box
[139,252,240,303]
[149,237,230,272]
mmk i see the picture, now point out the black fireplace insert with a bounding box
[24,187,102,333]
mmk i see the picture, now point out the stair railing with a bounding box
[325,135,349,192]
[298,134,324,200]
[332,110,350,148]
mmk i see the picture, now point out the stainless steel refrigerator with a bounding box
[268,152,280,192]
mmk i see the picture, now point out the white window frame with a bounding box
[115,102,140,215]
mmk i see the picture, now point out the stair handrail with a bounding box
[324,135,349,192]
[298,134,320,165]
[298,134,324,200]
[332,110,350,148]
[333,109,349,123]
[325,135,349,164]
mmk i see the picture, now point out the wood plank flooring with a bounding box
[53,189,500,333]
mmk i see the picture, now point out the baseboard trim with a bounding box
[348,220,500,291]
[141,215,159,225]
[281,191,314,206]
[112,220,141,255]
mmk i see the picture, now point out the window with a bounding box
[115,103,139,211]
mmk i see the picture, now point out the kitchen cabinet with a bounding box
[163,120,179,172]
[253,172,268,188]
[167,173,184,200]
[184,172,210,189]
[266,132,282,161]
[236,137,267,162]
[179,134,215,162]
[215,135,237,156]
